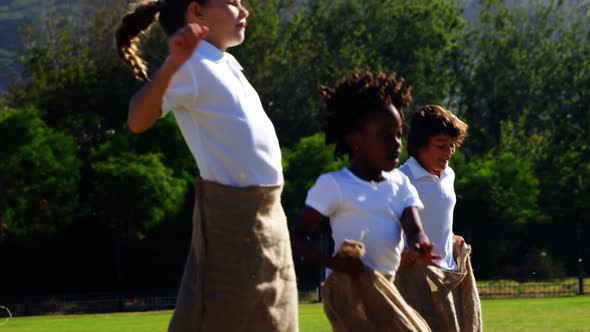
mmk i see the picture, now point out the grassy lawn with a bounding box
[2,297,590,332]
[482,296,590,332]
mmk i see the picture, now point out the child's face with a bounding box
[353,105,403,172]
[416,134,457,176]
[198,0,249,51]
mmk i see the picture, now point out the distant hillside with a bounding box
[0,0,584,93]
[0,0,41,92]
[0,0,77,92]
[0,0,486,93]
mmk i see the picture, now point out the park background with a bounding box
[1,0,590,326]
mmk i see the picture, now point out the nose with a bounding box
[240,5,249,19]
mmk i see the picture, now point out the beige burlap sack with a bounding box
[322,240,431,332]
[168,180,299,332]
[394,242,482,332]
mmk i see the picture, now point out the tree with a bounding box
[453,0,590,153]
[450,114,553,277]
[91,115,196,182]
[90,151,188,290]
[234,0,465,145]
[456,152,543,225]
[90,153,187,239]
[0,108,80,240]
[7,0,141,151]
[450,1,590,275]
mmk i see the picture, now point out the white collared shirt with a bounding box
[399,157,458,271]
[162,41,283,187]
[306,168,423,275]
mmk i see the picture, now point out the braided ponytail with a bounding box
[115,0,162,81]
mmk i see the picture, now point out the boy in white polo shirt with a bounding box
[115,1,297,331]
[291,71,440,331]
[396,105,482,332]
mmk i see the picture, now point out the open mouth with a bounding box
[237,22,247,29]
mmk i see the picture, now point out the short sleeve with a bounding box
[403,174,424,209]
[161,61,199,117]
[305,174,341,217]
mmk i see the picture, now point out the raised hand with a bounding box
[168,23,209,68]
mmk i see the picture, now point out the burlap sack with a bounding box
[394,242,482,332]
[322,240,431,332]
[168,180,299,332]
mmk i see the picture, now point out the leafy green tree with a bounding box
[0,108,80,240]
[454,0,590,153]
[5,0,195,237]
[451,1,590,275]
[92,116,196,182]
[456,152,543,225]
[235,0,465,145]
[453,150,542,277]
[451,117,550,277]
[90,153,187,239]
[89,151,188,287]
[7,0,140,150]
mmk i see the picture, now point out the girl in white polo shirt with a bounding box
[291,71,440,331]
[115,1,297,331]
[396,105,482,332]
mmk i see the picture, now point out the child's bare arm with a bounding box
[128,58,182,132]
[291,206,364,275]
[128,23,208,133]
[400,206,441,268]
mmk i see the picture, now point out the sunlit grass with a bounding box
[2,297,590,332]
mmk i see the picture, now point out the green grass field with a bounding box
[2,297,590,332]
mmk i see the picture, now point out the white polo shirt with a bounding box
[161,41,283,187]
[306,168,423,275]
[399,157,458,271]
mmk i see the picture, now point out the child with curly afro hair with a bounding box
[291,71,439,331]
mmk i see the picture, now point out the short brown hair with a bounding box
[406,105,468,157]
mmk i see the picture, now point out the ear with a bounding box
[186,2,205,23]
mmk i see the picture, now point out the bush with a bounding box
[0,109,80,239]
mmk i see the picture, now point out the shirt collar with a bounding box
[197,40,224,61]
[406,157,449,179]
[197,41,243,71]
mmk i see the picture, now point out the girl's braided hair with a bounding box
[115,0,206,81]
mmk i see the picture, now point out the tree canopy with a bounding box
[1,0,589,291]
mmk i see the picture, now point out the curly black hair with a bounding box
[320,70,412,158]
